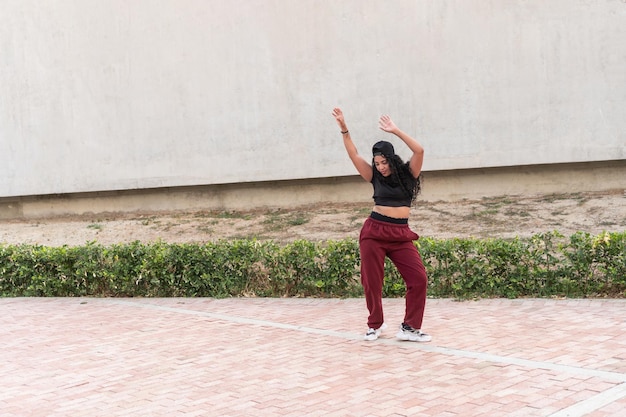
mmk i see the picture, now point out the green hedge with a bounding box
[1,231,624,298]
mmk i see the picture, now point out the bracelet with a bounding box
[341,130,349,134]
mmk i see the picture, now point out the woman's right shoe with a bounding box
[363,322,388,341]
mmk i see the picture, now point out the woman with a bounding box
[332,107,431,342]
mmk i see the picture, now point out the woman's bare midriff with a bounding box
[372,205,411,219]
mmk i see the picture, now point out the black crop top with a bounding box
[371,173,412,207]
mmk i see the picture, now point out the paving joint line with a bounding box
[106,298,626,385]
[547,382,626,417]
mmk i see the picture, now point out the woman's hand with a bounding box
[378,114,399,134]
[379,114,424,178]
[334,107,372,181]
[332,108,348,131]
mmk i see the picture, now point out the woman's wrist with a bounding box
[390,127,402,137]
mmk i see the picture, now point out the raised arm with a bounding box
[378,115,424,178]
[332,108,373,182]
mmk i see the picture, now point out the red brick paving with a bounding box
[1,298,625,416]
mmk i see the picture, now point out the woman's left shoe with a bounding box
[396,323,432,342]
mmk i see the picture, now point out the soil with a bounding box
[1,191,624,247]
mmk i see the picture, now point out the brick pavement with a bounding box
[1,297,625,417]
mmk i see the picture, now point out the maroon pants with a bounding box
[359,216,428,330]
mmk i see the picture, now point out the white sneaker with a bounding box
[396,323,432,342]
[364,323,388,341]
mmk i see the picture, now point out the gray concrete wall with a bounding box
[2,160,624,219]
[1,1,625,199]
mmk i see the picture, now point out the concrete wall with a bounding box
[2,160,624,219]
[1,0,625,199]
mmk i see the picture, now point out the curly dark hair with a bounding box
[372,154,422,205]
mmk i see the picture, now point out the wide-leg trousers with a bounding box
[359,216,428,330]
